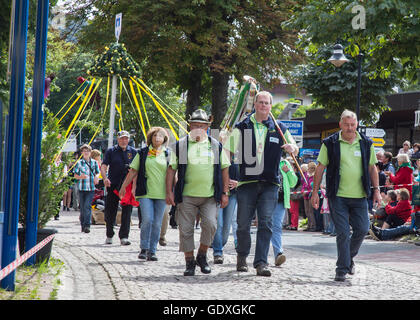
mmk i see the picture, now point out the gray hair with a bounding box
[255,91,273,104]
[397,153,410,163]
[340,109,357,121]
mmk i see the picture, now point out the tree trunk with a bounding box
[211,71,229,129]
[185,70,202,120]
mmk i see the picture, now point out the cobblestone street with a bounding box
[47,209,420,302]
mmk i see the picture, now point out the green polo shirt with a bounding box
[225,114,296,187]
[170,136,231,198]
[130,146,167,199]
[317,131,377,198]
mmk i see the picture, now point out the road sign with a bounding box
[365,128,385,138]
[372,137,385,147]
[115,13,122,41]
[280,120,303,148]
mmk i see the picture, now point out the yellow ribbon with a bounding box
[129,79,147,139]
[131,77,188,138]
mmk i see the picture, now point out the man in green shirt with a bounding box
[311,109,381,282]
[166,109,230,276]
[226,91,298,277]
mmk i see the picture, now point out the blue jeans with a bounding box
[271,202,286,258]
[329,197,369,274]
[79,190,94,229]
[381,225,411,240]
[236,182,278,268]
[139,198,167,254]
[212,194,237,256]
[231,206,238,243]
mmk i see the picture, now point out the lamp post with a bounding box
[328,43,363,121]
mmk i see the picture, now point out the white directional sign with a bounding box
[280,120,304,148]
[115,13,122,41]
[364,128,385,138]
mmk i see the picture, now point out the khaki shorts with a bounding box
[176,196,218,252]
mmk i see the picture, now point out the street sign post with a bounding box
[115,13,122,42]
[108,13,122,149]
[280,120,303,148]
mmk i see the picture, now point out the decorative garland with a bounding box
[87,42,141,79]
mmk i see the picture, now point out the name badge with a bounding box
[354,150,361,157]
[269,137,280,144]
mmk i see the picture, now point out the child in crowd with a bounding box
[382,188,412,229]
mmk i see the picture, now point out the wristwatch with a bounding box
[222,191,229,196]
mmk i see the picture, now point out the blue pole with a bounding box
[1,0,29,291]
[0,99,3,269]
[26,0,50,266]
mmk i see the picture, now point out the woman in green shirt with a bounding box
[120,127,170,261]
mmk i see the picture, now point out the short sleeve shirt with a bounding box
[225,114,297,187]
[169,136,231,198]
[74,158,100,191]
[317,131,377,198]
[102,145,137,186]
[130,146,168,199]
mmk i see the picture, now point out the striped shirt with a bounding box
[74,158,100,191]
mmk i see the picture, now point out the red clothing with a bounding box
[289,200,300,228]
[113,182,139,207]
[388,166,413,199]
[385,199,412,222]
[301,172,313,200]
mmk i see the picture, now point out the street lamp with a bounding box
[328,43,363,121]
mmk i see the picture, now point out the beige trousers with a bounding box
[176,196,218,252]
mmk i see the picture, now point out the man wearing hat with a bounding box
[166,109,231,276]
[101,130,137,245]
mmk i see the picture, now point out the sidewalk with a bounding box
[47,208,420,300]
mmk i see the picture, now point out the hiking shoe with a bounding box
[105,237,113,245]
[334,272,346,282]
[138,249,148,259]
[159,238,167,246]
[275,253,286,266]
[196,253,211,274]
[147,252,158,261]
[236,255,248,272]
[369,226,382,241]
[213,255,224,264]
[184,258,196,276]
[120,238,131,246]
[256,264,271,277]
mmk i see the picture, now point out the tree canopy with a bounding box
[65,0,304,128]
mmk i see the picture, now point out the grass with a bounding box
[0,258,64,300]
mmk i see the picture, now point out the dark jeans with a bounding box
[313,198,324,231]
[79,190,95,230]
[329,196,369,275]
[236,181,278,268]
[105,187,133,239]
[381,225,411,240]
